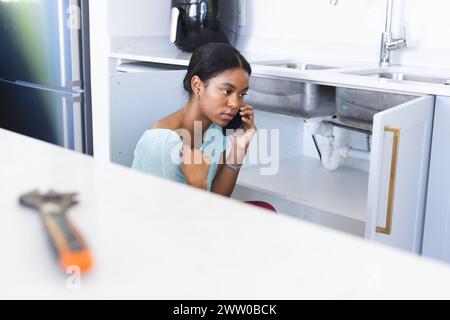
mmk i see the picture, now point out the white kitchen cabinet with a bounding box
[366,95,434,252]
[109,63,187,166]
[423,96,450,262]
[233,88,435,253]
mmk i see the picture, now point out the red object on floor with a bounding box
[245,201,277,213]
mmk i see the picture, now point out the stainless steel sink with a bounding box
[337,68,450,124]
[260,62,335,70]
[347,69,450,85]
[246,61,337,117]
[245,62,429,121]
[336,87,418,126]
[246,76,336,117]
[370,72,450,84]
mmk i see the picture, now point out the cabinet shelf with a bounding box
[237,155,368,222]
[110,49,191,67]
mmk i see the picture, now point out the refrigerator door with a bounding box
[0,0,82,90]
[0,80,84,152]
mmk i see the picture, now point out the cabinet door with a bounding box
[365,95,435,253]
[422,96,450,262]
[109,68,187,167]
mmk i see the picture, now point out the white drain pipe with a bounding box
[304,117,371,171]
[320,135,348,171]
[348,147,371,161]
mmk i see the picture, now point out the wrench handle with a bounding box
[42,213,93,273]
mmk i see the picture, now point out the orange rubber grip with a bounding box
[43,214,93,273]
[60,250,93,274]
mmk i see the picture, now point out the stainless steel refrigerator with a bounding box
[0,0,92,154]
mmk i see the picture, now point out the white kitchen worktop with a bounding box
[3,129,450,299]
[110,37,450,97]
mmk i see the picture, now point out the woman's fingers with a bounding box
[240,107,256,130]
[241,117,254,128]
[240,110,253,118]
[239,105,254,123]
[240,104,253,111]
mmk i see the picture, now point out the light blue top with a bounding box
[131,124,230,191]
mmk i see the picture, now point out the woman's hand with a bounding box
[180,146,211,190]
[240,104,256,132]
[228,105,257,165]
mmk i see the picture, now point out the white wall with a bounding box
[400,0,450,68]
[108,0,171,37]
[106,0,450,68]
[237,0,450,69]
[240,0,384,47]
[236,0,383,63]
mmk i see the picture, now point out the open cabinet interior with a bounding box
[232,81,435,253]
[231,109,370,237]
[109,62,435,253]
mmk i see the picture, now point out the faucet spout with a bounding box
[384,0,393,35]
[379,0,407,66]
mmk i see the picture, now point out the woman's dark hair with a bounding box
[183,43,252,96]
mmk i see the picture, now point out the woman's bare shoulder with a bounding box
[152,110,182,130]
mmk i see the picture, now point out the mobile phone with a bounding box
[223,113,244,135]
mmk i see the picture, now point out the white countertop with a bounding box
[110,37,450,97]
[3,129,450,299]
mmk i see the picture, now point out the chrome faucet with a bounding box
[379,0,407,66]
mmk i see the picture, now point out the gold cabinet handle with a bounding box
[376,126,400,235]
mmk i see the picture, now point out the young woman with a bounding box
[132,43,256,197]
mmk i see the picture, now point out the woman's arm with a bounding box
[180,146,211,190]
[211,162,240,197]
[210,132,251,197]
